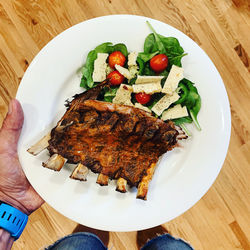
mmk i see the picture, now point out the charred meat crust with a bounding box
[48,98,179,187]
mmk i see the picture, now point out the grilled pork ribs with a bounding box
[28,80,186,199]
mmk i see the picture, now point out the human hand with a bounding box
[0,99,44,215]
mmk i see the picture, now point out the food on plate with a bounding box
[107,70,124,85]
[28,80,187,200]
[80,21,201,136]
[108,51,126,68]
[135,92,151,105]
[150,54,168,73]
[28,22,201,200]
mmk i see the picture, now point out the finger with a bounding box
[0,99,24,152]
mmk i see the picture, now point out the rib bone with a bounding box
[96,173,109,186]
[27,133,51,155]
[70,163,88,181]
[42,154,67,171]
[137,163,156,200]
[116,178,127,193]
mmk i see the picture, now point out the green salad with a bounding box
[80,21,201,136]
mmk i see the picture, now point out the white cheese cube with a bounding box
[92,53,109,82]
[112,84,133,106]
[115,64,132,80]
[128,52,138,66]
[161,104,188,120]
[132,81,162,94]
[151,92,180,116]
[135,75,164,84]
[134,103,152,113]
[162,65,184,95]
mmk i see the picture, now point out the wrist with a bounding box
[0,228,14,250]
[0,191,30,215]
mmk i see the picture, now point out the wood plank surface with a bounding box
[0,0,249,249]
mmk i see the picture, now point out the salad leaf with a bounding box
[146,21,166,54]
[159,70,169,77]
[175,82,188,104]
[190,94,201,130]
[173,116,192,125]
[81,50,97,89]
[158,35,184,55]
[138,51,159,63]
[95,42,114,53]
[169,53,187,67]
[145,22,186,66]
[144,33,157,53]
[113,43,128,57]
[143,63,156,76]
[128,77,137,85]
[180,79,201,130]
[136,57,145,75]
[103,87,118,103]
[80,74,88,89]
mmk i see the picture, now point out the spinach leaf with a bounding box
[113,43,128,57]
[80,74,88,89]
[136,57,145,75]
[144,33,156,53]
[173,116,192,125]
[143,63,156,76]
[158,35,184,55]
[128,77,137,85]
[138,51,159,63]
[81,50,97,89]
[181,78,201,130]
[159,70,169,77]
[190,93,201,130]
[103,87,118,103]
[146,21,166,54]
[169,53,187,67]
[95,42,113,53]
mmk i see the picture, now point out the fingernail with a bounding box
[7,100,14,115]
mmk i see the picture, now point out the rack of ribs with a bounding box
[28,80,187,200]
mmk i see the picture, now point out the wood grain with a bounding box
[0,0,249,249]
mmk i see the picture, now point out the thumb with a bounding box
[0,99,24,153]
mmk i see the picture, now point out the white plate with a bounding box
[16,15,231,231]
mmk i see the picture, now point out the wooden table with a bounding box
[0,1,249,249]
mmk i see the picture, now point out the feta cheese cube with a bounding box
[161,104,188,120]
[162,65,184,95]
[128,52,138,66]
[92,53,109,82]
[112,84,133,106]
[132,81,162,94]
[135,75,164,84]
[134,103,152,113]
[115,64,132,80]
[151,92,180,116]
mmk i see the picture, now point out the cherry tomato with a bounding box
[108,51,126,69]
[135,92,151,104]
[107,70,124,85]
[149,54,168,73]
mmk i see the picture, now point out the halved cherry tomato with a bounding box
[135,92,151,104]
[107,70,124,85]
[149,54,168,73]
[108,51,126,69]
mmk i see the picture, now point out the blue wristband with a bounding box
[0,201,28,240]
